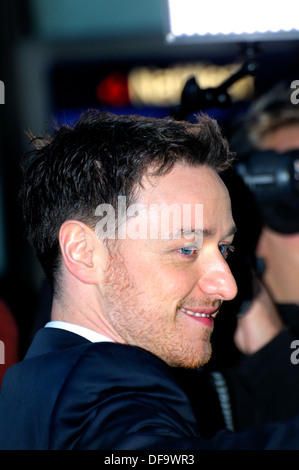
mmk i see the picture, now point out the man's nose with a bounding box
[198,253,238,301]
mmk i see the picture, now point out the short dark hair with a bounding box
[21,110,233,290]
[230,83,299,155]
[247,83,299,146]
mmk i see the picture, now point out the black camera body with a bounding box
[236,149,299,202]
[235,149,299,234]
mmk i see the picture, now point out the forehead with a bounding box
[138,164,230,207]
[131,164,233,239]
[260,123,299,152]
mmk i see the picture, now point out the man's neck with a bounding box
[45,320,114,343]
[51,295,126,344]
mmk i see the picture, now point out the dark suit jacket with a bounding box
[0,327,299,450]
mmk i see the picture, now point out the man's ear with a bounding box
[59,220,107,284]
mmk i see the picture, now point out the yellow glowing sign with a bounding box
[128,62,254,107]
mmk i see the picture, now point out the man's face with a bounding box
[255,122,299,303]
[101,164,237,368]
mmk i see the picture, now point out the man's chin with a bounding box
[164,344,212,370]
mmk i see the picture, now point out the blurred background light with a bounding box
[128,62,254,106]
[166,0,299,43]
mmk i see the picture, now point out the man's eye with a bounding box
[178,247,197,256]
[219,244,235,259]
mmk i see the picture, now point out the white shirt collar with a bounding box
[45,321,114,343]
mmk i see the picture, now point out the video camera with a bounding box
[235,149,299,203]
[235,149,299,234]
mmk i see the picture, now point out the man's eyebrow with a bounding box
[168,225,237,240]
[168,228,214,239]
[225,224,237,238]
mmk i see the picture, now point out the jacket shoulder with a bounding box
[49,342,199,449]
[0,330,93,449]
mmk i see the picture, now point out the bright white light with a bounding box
[166,0,299,40]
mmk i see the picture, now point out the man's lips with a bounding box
[179,306,219,318]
